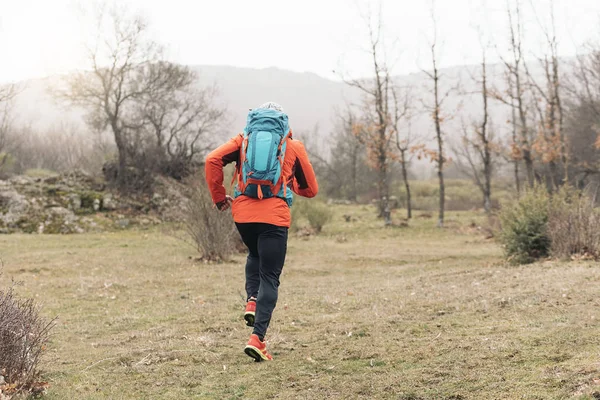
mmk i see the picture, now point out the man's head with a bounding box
[257,102,284,112]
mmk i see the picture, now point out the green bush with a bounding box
[290,199,305,232]
[499,186,551,264]
[303,201,332,234]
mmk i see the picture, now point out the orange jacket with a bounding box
[205,131,318,227]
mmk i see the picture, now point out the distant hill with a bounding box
[10,62,560,178]
[11,65,360,139]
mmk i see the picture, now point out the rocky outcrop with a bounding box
[0,172,187,234]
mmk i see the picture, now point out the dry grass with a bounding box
[1,205,600,399]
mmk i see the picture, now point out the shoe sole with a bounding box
[244,312,255,327]
[244,345,270,362]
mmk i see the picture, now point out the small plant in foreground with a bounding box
[0,267,54,398]
[180,176,241,262]
[303,202,333,234]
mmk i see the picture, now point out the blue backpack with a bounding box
[233,108,293,206]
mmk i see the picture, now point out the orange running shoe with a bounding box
[244,334,272,362]
[244,298,256,327]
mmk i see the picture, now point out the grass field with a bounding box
[2,205,600,399]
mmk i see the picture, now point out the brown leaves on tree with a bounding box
[532,134,562,164]
[351,122,395,171]
[410,144,451,166]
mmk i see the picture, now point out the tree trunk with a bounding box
[549,160,559,191]
[481,56,492,215]
[379,162,391,225]
[436,110,445,227]
[484,161,492,214]
[514,159,521,196]
[433,61,445,228]
[350,143,358,202]
[511,106,521,196]
[516,88,534,187]
[111,122,128,188]
[437,157,445,228]
[522,149,535,187]
[400,150,412,219]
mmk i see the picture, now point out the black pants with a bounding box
[235,223,288,340]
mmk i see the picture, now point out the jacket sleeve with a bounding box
[291,140,319,198]
[204,134,243,204]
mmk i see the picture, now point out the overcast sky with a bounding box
[0,0,599,84]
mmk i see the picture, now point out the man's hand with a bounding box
[215,195,234,211]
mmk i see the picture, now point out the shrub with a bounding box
[499,186,551,264]
[303,202,333,234]
[181,176,241,262]
[290,199,305,233]
[0,271,54,397]
[548,188,600,260]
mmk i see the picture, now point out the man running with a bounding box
[205,102,318,361]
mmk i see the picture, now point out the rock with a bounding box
[0,374,5,384]
[102,193,117,210]
[49,206,78,223]
[9,176,34,186]
[81,217,98,229]
[151,192,167,208]
[68,194,82,210]
[0,190,30,226]
[1,171,190,233]
[38,207,81,234]
[46,199,61,207]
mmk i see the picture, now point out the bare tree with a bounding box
[421,1,453,228]
[330,108,366,202]
[59,5,159,187]
[524,0,566,190]
[570,46,600,120]
[0,84,18,173]
[136,63,225,179]
[391,88,414,219]
[303,111,373,202]
[340,110,363,202]
[341,5,397,224]
[455,47,497,214]
[563,39,600,187]
[493,0,536,188]
[58,4,224,188]
[508,72,522,195]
